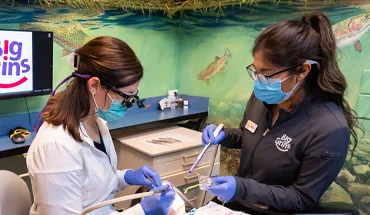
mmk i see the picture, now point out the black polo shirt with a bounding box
[220,93,350,212]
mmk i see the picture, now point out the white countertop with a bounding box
[113,126,203,157]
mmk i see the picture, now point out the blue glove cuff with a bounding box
[139,202,150,215]
[123,169,134,185]
[228,176,237,201]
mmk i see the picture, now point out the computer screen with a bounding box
[0,29,53,100]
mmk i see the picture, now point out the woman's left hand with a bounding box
[208,176,236,202]
[124,164,162,188]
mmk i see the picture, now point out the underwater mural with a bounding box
[0,1,369,213]
[0,7,180,116]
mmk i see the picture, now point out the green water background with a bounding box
[0,3,369,213]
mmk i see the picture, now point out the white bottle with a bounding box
[183,100,189,109]
[167,90,177,110]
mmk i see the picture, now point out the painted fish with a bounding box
[354,40,362,53]
[333,13,370,49]
[34,12,103,24]
[197,49,231,83]
[33,12,104,30]
[350,3,370,10]
[19,22,95,57]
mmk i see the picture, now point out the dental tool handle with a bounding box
[199,124,224,207]
[197,142,212,160]
[199,144,220,208]
[188,159,201,174]
[212,123,224,140]
[188,124,224,174]
[188,144,209,173]
[80,191,160,215]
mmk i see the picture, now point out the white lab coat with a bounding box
[26,117,145,215]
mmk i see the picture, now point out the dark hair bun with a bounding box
[302,12,332,34]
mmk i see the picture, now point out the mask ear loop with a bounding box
[278,60,317,100]
[90,88,113,116]
[104,88,115,103]
[92,94,100,113]
[281,61,306,86]
[290,80,300,93]
[82,93,100,138]
[277,70,300,100]
[281,73,300,92]
[288,60,318,92]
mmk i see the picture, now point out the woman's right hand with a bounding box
[202,124,225,146]
[140,184,175,215]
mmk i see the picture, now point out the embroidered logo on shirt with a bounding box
[245,120,258,133]
[275,134,292,152]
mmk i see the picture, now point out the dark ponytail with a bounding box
[253,12,362,155]
[42,78,90,142]
[303,12,362,156]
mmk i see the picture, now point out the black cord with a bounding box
[358,117,370,121]
[24,97,33,127]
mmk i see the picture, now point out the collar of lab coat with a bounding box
[79,117,108,146]
[78,118,117,166]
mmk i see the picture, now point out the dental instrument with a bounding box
[188,124,224,174]
[80,187,170,215]
[81,185,195,215]
[144,172,156,188]
[173,186,195,209]
[198,127,223,207]
[184,184,200,194]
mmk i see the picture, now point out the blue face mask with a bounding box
[93,90,128,122]
[254,76,299,105]
[253,60,320,105]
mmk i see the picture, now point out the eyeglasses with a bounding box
[105,84,146,109]
[246,63,302,85]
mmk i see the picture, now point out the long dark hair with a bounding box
[252,11,362,154]
[42,36,143,142]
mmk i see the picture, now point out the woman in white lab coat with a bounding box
[26,36,175,215]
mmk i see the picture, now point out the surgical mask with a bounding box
[93,90,128,122]
[253,60,320,105]
[254,76,299,105]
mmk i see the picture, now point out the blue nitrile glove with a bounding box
[124,164,162,188]
[140,184,175,215]
[201,124,225,146]
[207,176,236,202]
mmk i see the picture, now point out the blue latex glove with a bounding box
[207,176,236,202]
[140,184,175,215]
[201,124,225,146]
[124,164,162,188]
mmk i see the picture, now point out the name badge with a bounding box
[245,120,257,133]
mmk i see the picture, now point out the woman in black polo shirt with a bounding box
[201,11,361,212]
